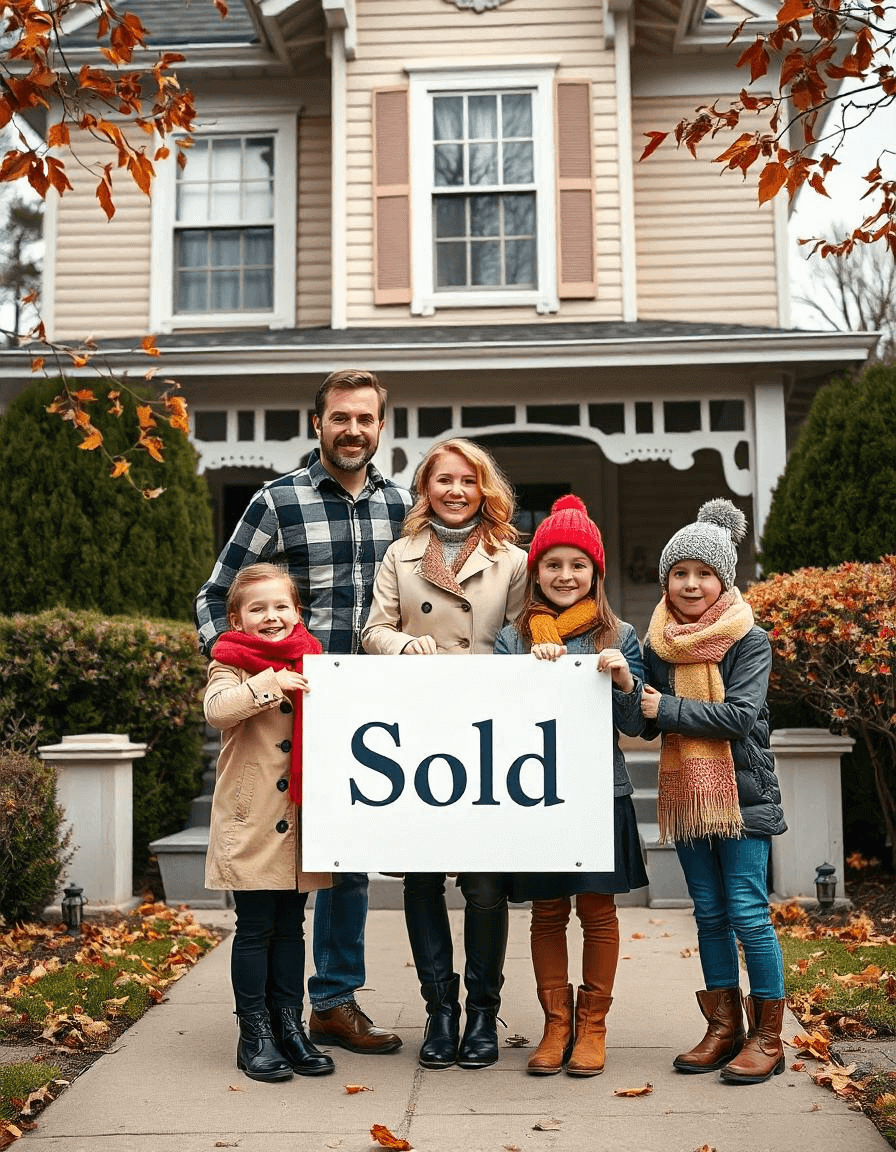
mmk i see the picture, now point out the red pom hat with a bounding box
[527,494,605,576]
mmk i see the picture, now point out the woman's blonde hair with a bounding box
[226,563,301,627]
[402,438,519,552]
[516,563,619,649]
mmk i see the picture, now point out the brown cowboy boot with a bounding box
[566,988,611,1076]
[719,995,785,1084]
[528,985,574,1075]
[673,988,745,1073]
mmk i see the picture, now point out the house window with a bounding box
[174,136,275,314]
[151,113,296,332]
[408,65,558,315]
[433,92,536,291]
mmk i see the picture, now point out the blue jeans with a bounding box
[675,835,785,1000]
[308,872,368,1010]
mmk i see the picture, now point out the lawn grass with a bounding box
[0,1061,63,1123]
[779,933,896,1035]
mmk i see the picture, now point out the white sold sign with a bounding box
[302,654,614,873]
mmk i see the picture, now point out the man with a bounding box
[195,369,412,1055]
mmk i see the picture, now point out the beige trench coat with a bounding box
[362,532,528,655]
[203,661,332,893]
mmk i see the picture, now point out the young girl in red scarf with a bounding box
[205,563,334,1083]
[641,500,787,1085]
[495,495,648,1078]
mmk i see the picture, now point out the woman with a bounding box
[362,438,527,1070]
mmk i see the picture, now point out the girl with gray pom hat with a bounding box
[640,499,787,1086]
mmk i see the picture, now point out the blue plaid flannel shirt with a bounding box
[195,451,412,656]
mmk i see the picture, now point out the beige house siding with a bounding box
[347,0,621,327]
[632,96,779,325]
[297,115,332,328]
[50,134,152,341]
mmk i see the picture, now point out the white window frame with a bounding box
[150,112,297,332]
[408,64,558,316]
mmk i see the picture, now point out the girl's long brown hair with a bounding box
[402,438,519,553]
[516,563,619,649]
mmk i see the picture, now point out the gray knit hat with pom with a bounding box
[659,499,748,591]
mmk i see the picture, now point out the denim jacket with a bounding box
[641,625,786,837]
[493,620,644,798]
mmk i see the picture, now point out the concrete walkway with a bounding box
[16,906,889,1152]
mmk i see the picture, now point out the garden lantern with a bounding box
[814,862,837,911]
[61,885,86,935]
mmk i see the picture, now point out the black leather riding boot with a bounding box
[236,1011,293,1082]
[458,899,508,1069]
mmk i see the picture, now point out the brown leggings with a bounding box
[529,893,619,996]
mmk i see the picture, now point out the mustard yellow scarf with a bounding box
[648,587,754,843]
[521,597,598,646]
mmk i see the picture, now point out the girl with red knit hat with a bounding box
[494,496,648,1077]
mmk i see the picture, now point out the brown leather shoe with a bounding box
[673,988,745,1074]
[308,1000,402,1054]
[719,995,785,1084]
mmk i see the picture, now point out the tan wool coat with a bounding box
[362,532,528,656]
[203,661,331,893]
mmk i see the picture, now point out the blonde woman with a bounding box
[363,438,527,1070]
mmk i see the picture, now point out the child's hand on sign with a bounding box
[532,642,566,661]
[597,648,634,693]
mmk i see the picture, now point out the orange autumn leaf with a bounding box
[370,1124,412,1150]
[344,1083,373,1094]
[110,458,130,478]
[613,1082,653,1097]
[30,356,44,373]
[72,389,96,402]
[136,405,156,430]
[142,486,165,499]
[141,335,160,357]
[78,427,103,451]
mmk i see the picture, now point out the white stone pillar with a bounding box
[770,728,852,904]
[39,733,146,912]
[752,378,788,550]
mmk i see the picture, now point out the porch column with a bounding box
[752,376,788,549]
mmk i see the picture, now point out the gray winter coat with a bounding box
[641,625,786,837]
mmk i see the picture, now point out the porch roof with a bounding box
[2,320,873,381]
[63,0,260,48]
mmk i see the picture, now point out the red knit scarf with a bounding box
[211,626,321,804]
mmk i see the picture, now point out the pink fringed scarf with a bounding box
[648,588,754,842]
[211,626,321,804]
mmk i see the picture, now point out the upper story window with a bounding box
[432,92,536,292]
[151,113,296,332]
[408,65,558,316]
[174,135,275,314]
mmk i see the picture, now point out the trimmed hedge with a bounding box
[0,751,73,924]
[0,610,207,875]
[0,378,215,619]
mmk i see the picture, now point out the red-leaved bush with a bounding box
[747,556,896,864]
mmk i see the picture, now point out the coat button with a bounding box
[421,602,432,613]
[276,778,289,792]
[279,700,293,714]
[275,819,289,833]
[278,739,292,752]
[461,603,471,612]
[458,638,470,649]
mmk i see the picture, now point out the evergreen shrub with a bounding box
[0,610,206,875]
[760,363,896,575]
[0,751,72,924]
[0,378,215,619]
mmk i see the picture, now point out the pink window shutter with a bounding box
[556,80,595,299]
[373,88,412,305]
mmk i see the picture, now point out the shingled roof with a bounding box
[64,0,259,48]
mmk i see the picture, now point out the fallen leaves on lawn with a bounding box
[613,1083,653,1097]
[370,1123,412,1149]
[811,1061,866,1099]
[789,1028,833,1062]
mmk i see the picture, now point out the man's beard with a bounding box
[322,437,375,473]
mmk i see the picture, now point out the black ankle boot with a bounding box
[270,1006,335,1076]
[420,974,461,1069]
[236,1011,293,1082]
[457,1006,500,1068]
